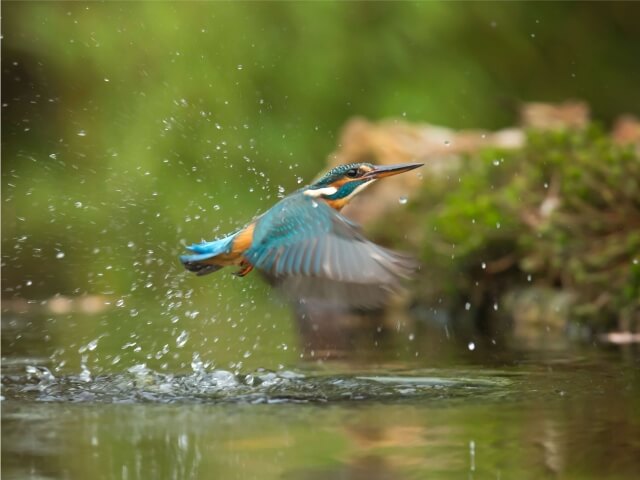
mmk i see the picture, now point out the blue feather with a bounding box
[185,236,234,255]
[180,235,236,272]
[313,238,323,275]
[180,252,221,264]
[324,180,366,200]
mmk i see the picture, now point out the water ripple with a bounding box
[1,367,512,405]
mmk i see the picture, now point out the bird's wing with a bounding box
[245,194,417,308]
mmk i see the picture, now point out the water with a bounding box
[2,311,640,479]
[2,367,511,405]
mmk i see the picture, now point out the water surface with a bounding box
[2,310,640,480]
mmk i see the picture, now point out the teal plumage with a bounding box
[246,192,416,307]
[180,162,423,307]
[180,236,236,275]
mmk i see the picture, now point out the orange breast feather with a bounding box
[232,222,256,256]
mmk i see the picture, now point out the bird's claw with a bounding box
[234,262,254,277]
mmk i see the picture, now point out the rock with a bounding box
[326,117,524,225]
[520,101,590,130]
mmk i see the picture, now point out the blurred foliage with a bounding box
[2,2,640,302]
[386,127,640,331]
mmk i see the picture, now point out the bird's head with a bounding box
[303,162,423,210]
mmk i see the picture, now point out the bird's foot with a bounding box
[234,262,254,277]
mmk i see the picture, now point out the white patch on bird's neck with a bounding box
[303,179,377,204]
[304,186,337,198]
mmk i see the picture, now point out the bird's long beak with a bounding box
[364,162,424,179]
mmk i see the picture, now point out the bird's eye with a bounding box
[345,168,359,178]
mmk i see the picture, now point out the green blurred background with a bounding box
[2,2,640,372]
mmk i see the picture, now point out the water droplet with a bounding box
[398,195,408,205]
[527,274,532,282]
[493,159,500,166]
[633,258,638,265]
[467,342,476,351]
[237,64,243,70]
[79,358,92,382]
[465,302,471,311]
[408,333,415,341]
[493,302,499,311]
[56,251,65,259]
[25,280,33,286]
[128,363,149,376]
[79,338,100,354]
[77,130,86,137]
[176,330,189,348]
[74,201,83,208]
[191,353,205,374]
[481,262,486,270]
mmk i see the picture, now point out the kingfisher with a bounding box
[180,162,423,308]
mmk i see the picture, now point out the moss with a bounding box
[381,126,640,331]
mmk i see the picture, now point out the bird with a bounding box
[180,162,423,308]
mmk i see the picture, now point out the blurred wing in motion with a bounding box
[245,194,417,309]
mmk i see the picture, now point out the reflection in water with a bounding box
[294,302,396,361]
[2,308,640,480]
[3,362,640,480]
[292,296,484,366]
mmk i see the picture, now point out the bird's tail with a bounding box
[179,236,234,276]
[180,252,223,276]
